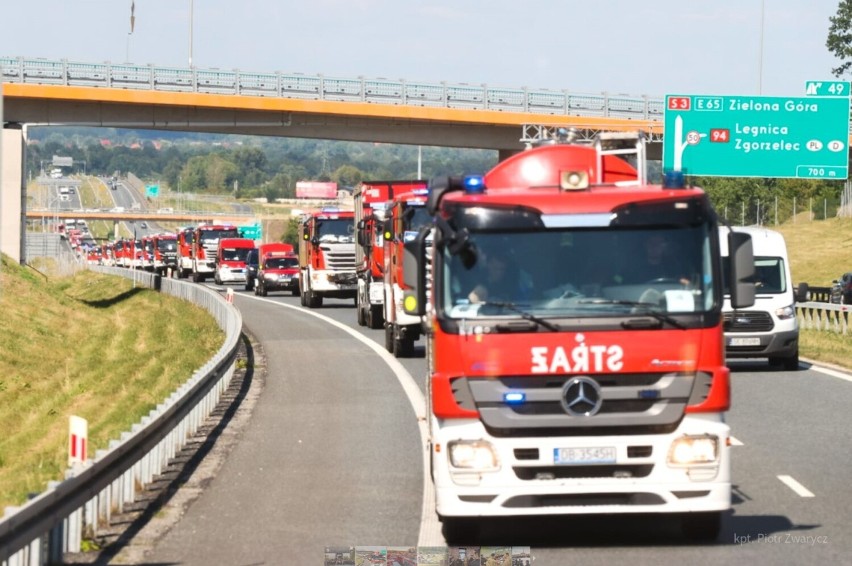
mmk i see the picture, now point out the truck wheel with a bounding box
[680,511,722,542]
[259,284,268,297]
[440,517,480,544]
[384,324,394,353]
[356,302,366,326]
[368,305,384,329]
[782,351,800,371]
[192,271,201,283]
[291,289,300,296]
[214,273,222,285]
[394,334,414,358]
[307,291,323,308]
[245,279,253,292]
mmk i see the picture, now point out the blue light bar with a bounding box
[503,392,526,404]
[412,188,430,196]
[662,170,685,188]
[463,175,485,194]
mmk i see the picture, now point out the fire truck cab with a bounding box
[401,131,756,542]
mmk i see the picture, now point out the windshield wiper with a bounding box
[481,301,561,332]
[577,298,687,330]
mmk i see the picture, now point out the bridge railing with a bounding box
[0,55,666,121]
[0,267,242,565]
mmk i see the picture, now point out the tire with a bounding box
[440,517,480,545]
[291,289,300,296]
[214,273,222,285]
[192,271,201,283]
[245,278,253,292]
[259,284,268,297]
[394,334,414,358]
[357,302,367,326]
[368,305,384,329]
[680,511,722,542]
[384,323,394,353]
[783,351,800,371]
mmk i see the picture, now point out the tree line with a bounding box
[26,127,847,225]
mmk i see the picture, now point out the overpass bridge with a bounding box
[25,209,255,225]
[1,55,669,262]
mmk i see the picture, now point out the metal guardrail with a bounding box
[0,267,242,565]
[797,301,852,333]
[0,56,666,121]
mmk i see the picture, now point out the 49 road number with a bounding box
[554,446,616,465]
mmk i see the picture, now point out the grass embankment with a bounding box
[0,257,223,508]
[770,217,852,369]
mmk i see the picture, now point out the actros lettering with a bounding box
[531,335,623,373]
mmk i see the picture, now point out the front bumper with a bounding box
[432,415,731,518]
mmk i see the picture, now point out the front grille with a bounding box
[321,244,356,272]
[455,373,693,437]
[723,310,774,332]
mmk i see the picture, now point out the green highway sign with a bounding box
[145,184,159,197]
[663,94,850,179]
[239,223,262,240]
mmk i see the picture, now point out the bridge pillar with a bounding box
[1,123,25,263]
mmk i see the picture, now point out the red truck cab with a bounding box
[401,132,756,542]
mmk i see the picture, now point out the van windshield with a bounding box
[722,256,786,295]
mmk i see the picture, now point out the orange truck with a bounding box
[400,132,756,542]
[298,209,357,307]
[354,180,426,329]
[214,237,256,284]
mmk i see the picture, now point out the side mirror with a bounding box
[311,236,319,246]
[728,232,755,309]
[402,228,428,316]
[795,282,809,303]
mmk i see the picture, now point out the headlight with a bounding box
[264,273,277,281]
[668,435,718,466]
[775,305,795,320]
[448,440,500,471]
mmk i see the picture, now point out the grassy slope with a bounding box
[0,257,222,508]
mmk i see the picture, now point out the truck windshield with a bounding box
[440,225,715,320]
[157,240,176,251]
[316,218,355,243]
[199,228,240,243]
[265,257,299,269]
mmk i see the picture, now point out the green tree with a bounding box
[827,1,852,76]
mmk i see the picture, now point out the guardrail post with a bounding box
[62,59,68,86]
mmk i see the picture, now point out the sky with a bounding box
[0,1,845,99]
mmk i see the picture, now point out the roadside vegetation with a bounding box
[0,256,222,509]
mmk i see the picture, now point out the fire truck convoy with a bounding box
[354,180,427,330]
[298,209,357,308]
[400,132,756,541]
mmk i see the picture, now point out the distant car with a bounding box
[830,272,852,304]
[140,222,148,229]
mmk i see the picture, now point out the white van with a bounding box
[719,226,802,370]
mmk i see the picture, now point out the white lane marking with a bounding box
[240,295,445,545]
[777,475,815,498]
[729,436,744,446]
[808,364,852,383]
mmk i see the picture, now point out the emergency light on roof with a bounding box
[321,207,340,213]
[463,175,485,194]
[412,188,430,196]
[663,170,686,189]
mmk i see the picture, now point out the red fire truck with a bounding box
[381,186,432,357]
[400,132,755,541]
[354,180,426,329]
[298,209,357,308]
[175,227,195,279]
[190,223,241,282]
[152,233,178,276]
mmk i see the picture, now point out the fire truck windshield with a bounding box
[440,225,715,321]
[157,240,176,251]
[199,228,240,243]
[316,218,355,243]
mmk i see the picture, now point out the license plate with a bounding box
[729,337,761,346]
[554,446,616,465]
[279,276,291,282]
